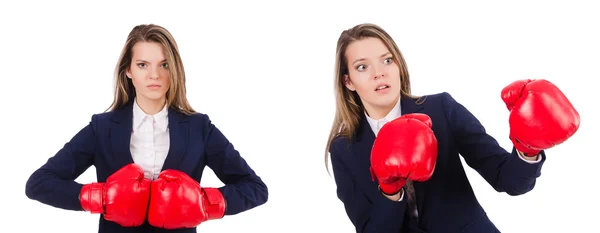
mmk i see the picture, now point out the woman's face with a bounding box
[126,41,171,105]
[343,37,401,118]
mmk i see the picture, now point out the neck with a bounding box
[365,105,394,120]
[364,96,399,120]
[136,96,166,115]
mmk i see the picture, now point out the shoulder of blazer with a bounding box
[181,111,220,139]
[330,136,348,152]
[408,91,453,106]
[421,91,465,116]
[408,91,463,116]
[92,111,116,123]
[180,111,211,130]
[184,111,210,123]
[82,110,119,131]
[329,134,353,163]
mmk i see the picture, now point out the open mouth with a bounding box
[375,85,389,91]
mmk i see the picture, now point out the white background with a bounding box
[1,0,597,232]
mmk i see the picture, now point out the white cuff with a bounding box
[378,186,405,202]
[517,150,542,164]
[397,187,405,202]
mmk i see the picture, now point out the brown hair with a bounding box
[325,23,420,173]
[106,24,195,115]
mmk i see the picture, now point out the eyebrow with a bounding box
[135,59,167,63]
[352,52,392,66]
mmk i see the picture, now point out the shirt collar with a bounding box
[132,98,169,131]
[365,97,402,135]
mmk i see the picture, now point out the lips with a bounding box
[147,84,161,88]
[375,84,390,91]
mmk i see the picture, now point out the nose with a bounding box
[149,67,159,80]
[373,65,385,80]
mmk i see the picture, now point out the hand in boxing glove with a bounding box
[79,163,151,227]
[148,170,226,229]
[501,79,580,156]
[370,113,438,196]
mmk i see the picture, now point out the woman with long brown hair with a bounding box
[25,24,268,233]
[325,23,578,232]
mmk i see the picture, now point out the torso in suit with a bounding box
[25,99,268,233]
[329,92,546,233]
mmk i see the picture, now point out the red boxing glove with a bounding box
[501,79,580,156]
[370,113,438,195]
[148,170,226,229]
[79,163,151,227]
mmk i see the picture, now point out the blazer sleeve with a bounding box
[202,116,268,216]
[330,139,407,233]
[440,92,546,196]
[25,115,97,211]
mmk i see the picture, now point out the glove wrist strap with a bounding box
[202,188,226,220]
[80,182,104,214]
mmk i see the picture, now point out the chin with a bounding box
[385,93,401,104]
[381,99,398,108]
[141,93,167,101]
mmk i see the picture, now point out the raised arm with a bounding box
[440,92,545,196]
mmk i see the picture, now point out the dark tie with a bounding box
[405,180,418,219]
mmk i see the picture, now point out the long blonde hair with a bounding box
[325,23,420,173]
[106,24,196,115]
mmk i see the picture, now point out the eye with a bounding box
[161,63,169,69]
[383,57,394,64]
[356,64,367,71]
[137,63,146,68]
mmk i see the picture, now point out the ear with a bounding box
[344,74,356,91]
[125,69,132,79]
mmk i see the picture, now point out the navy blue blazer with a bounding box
[25,100,268,233]
[329,92,546,233]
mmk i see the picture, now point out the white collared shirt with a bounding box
[130,98,170,180]
[365,97,402,136]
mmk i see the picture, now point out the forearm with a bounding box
[25,169,84,211]
[217,175,268,215]
[496,148,545,195]
[25,120,96,212]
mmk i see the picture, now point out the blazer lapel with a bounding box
[160,108,189,171]
[109,101,135,171]
[348,116,377,185]
[355,115,375,146]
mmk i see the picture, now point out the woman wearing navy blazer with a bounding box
[25,24,268,233]
[324,23,579,233]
